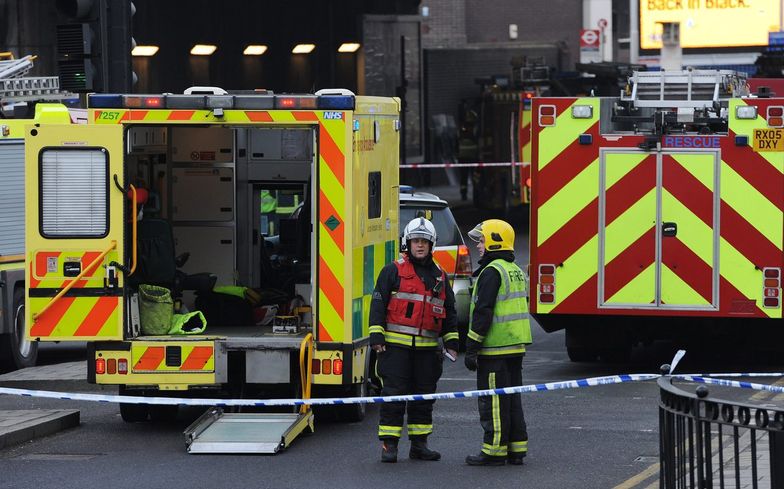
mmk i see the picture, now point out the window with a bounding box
[41,149,108,237]
[368,171,381,219]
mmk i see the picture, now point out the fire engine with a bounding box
[24,87,401,452]
[0,53,74,371]
[529,69,783,361]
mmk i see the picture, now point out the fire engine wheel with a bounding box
[119,386,150,422]
[0,287,38,372]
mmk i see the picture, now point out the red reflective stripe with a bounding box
[318,320,333,341]
[603,227,655,301]
[537,121,601,205]
[319,123,345,187]
[35,252,61,278]
[727,130,784,213]
[319,257,344,320]
[293,111,318,121]
[167,110,195,120]
[135,347,165,371]
[246,111,273,122]
[73,296,118,337]
[662,237,713,304]
[180,346,213,370]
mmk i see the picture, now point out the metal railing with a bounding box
[659,366,784,489]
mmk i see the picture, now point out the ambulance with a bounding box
[24,88,400,451]
[528,70,783,361]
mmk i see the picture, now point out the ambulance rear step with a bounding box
[183,407,314,454]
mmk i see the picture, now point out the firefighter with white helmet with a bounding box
[464,219,532,466]
[369,217,460,463]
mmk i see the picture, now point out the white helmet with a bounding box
[403,217,437,246]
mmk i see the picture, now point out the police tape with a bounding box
[0,373,660,407]
[673,375,784,394]
[399,162,528,169]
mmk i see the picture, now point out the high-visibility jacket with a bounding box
[385,257,448,338]
[469,259,531,356]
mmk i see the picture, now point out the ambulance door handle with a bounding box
[662,222,677,237]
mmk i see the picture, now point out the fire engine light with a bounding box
[768,116,783,128]
[540,284,554,294]
[735,135,748,146]
[107,358,117,375]
[540,275,555,284]
[764,298,780,308]
[322,359,332,375]
[540,115,555,126]
[540,293,555,304]
[311,358,321,374]
[333,358,344,375]
[95,358,106,375]
[540,265,556,275]
[764,268,780,278]
[118,359,128,375]
[735,105,757,119]
[765,279,779,287]
[764,288,779,298]
[571,105,593,119]
[578,134,592,145]
[768,106,784,117]
[539,105,555,116]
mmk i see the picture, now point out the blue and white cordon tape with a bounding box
[1,350,782,406]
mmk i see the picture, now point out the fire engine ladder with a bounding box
[182,335,316,454]
[0,53,71,105]
[620,69,748,109]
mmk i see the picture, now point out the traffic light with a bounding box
[56,0,135,93]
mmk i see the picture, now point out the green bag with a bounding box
[169,311,207,335]
[139,284,174,335]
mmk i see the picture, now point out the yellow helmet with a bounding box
[467,219,515,251]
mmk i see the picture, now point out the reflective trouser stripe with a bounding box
[442,332,459,342]
[407,424,433,436]
[386,324,441,338]
[482,443,508,457]
[481,372,508,457]
[509,440,528,454]
[379,425,403,438]
[480,344,526,356]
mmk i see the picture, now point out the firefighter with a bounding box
[369,217,460,463]
[464,219,532,466]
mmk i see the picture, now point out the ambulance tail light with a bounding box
[95,357,106,375]
[455,245,473,278]
[107,358,117,375]
[762,267,781,308]
[321,359,332,375]
[538,264,556,304]
[332,358,344,376]
[311,359,321,375]
[571,105,593,119]
[767,106,784,127]
[124,95,164,108]
[538,105,556,127]
[118,358,128,375]
[735,105,757,120]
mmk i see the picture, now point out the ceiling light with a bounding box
[132,45,159,57]
[190,44,217,56]
[243,45,268,56]
[338,43,360,53]
[292,44,315,54]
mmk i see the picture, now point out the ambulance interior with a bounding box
[125,125,316,337]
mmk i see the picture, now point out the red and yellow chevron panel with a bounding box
[131,343,215,373]
[432,247,458,276]
[530,97,783,320]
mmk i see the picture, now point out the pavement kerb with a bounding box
[0,410,80,450]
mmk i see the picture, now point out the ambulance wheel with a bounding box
[119,386,149,422]
[341,381,367,423]
[566,346,597,362]
[0,287,38,372]
[149,404,179,423]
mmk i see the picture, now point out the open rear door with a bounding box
[25,124,126,341]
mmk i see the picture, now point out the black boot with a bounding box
[409,439,441,461]
[465,452,506,466]
[381,439,398,463]
[507,453,526,465]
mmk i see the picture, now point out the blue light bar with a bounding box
[399,185,415,194]
[88,94,124,108]
[318,95,354,110]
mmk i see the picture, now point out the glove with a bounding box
[369,332,386,352]
[464,350,478,371]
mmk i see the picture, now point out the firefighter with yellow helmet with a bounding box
[464,219,532,466]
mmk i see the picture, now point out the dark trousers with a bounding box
[476,354,528,457]
[377,346,443,440]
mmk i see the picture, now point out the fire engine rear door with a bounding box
[25,124,126,342]
[659,151,719,310]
